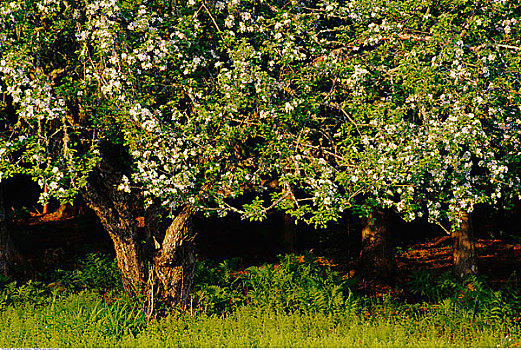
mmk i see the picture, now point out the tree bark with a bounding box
[452,210,477,279]
[281,213,296,253]
[0,185,22,278]
[359,209,396,286]
[80,157,146,294]
[150,205,196,310]
[81,150,196,313]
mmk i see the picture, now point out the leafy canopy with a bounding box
[1,0,520,228]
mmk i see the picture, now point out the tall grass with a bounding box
[0,252,520,347]
[0,291,144,347]
[1,299,519,347]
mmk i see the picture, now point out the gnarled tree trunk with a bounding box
[149,206,196,310]
[81,150,196,314]
[80,157,146,294]
[452,210,477,279]
[359,209,396,286]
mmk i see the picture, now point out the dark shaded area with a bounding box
[3,176,113,279]
[473,202,521,242]
[2,174,521,291]
[194,211,361,266]
[359,210,397,286]
[3,175,45,216]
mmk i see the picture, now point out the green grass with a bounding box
[1,297,519,347]
[0,252,520,347]
[0,292,143,347]
[130,306,520,347]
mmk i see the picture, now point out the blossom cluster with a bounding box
[0,0,520,230]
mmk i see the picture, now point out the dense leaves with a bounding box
[1,0,520,229]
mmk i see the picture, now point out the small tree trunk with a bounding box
[81,152,196,313]
[281,213,296,253]
[0,185,21,277]
[452,210,477,279]
[42,183,48,214]
[359,209,396,286]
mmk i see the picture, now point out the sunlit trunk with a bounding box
[150,206,196,309]
[452,210,477,278]
[81,160,147,294]
[81,152,195,314]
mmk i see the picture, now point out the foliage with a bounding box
[0,253,122,310]
[194,253,356,314]
[48,252,122,292]
[242,253,356,313]
[0,274,9,289]
[1,0,519,231]
[407,269,521,321]
[1,0,521,315]
[193,257,246,314]
[0,280,51,309]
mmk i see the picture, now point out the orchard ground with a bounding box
[9,201,521,293]
[1,203,521,347]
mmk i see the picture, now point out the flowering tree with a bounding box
[1,0,520,307]
[0,0,368,307]
[317,0,521,279]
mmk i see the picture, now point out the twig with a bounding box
[470,43,521,52]
[328,103,363,138]
[202,2,222,34]
[395,33,433,42]
[145,265,154,320]
[434,220,452,236]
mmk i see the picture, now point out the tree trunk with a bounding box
[0,184,21,277]
[281,213,296,253]
[359,209,396,286]
[452,210,477,279]
[81,150,196,313]
[80,158,146,294]
[149,205,196,310]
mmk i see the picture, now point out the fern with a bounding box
[193,253,356,315]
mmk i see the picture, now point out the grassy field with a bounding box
[1,253,520,347]
[1,294,519,347]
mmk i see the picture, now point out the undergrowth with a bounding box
[194,252,357,315]
[406,269,521,322]
[46,252,122,292]
[0,252,520,347]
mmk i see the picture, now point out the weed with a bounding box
[194,253,357,315]
[406,269,439,301]
[47,252,122,292]
[0,280,52,309]
[193,257,246,314]
[406,269,521,323]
